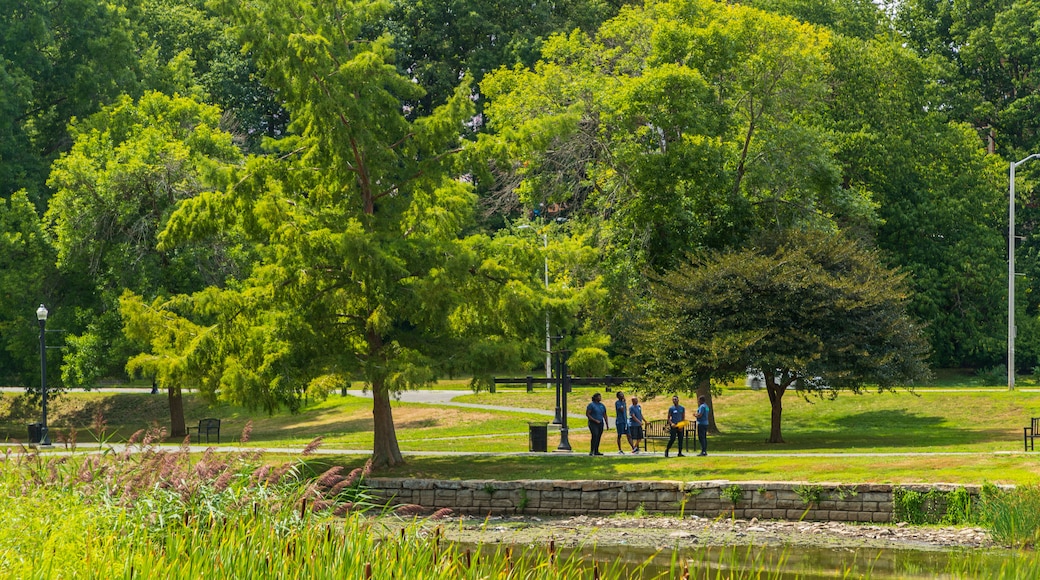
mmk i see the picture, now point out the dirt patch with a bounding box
[423,514,994,552]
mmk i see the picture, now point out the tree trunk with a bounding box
[696,379,720,434]
[168,385,186,438]
[371,380,405,468]
[765,375,785,443]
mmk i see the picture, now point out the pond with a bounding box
[461,541,1027,578]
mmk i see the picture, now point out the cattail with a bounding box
[593,562,599,579]
[364,563,372,579]
[301,436,323,456]
[429,508,453,520]
[464,549,471,569]
[240,420,253,444]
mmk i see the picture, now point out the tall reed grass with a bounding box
[2,428,1040,578]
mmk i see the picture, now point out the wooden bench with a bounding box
[641,419,689,453]
[194,418,221,444]
[1025,417,1040,451]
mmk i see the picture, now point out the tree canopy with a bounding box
[630,229,931,442]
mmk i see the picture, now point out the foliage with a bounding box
[793,484,824,507]
[0,192,56,388]
[721,484,744,506]
[46,91,244,391]
[630,229,931,442]
[893,486,975,526]
[119,0,542,467]
[977,483,1040,548]
[568,347,611,377]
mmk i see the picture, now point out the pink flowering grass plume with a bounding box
[394,504,425,517]
[361,458,373,479]
[240,420,253,444]
[430,508,454,520]
[316,466,344,490]
[333,502,354,516]
[301,436,323,456]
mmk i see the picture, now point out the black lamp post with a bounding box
[36,304,50,446]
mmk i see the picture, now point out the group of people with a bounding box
[585,392,710,457]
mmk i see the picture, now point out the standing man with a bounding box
[586,393,607,456]
[695,395,710,456]
[614,391,632,454]
[665,395,686,458]
[628,396,644,453]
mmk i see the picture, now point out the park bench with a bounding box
[193,418,221,444]
[640,419,689,454]
[1025,417,1040,451]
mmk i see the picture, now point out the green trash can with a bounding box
[528,422,548,452]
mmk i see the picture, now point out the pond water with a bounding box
[463,542,1027,578]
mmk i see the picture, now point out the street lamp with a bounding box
[518,224,552,386]
[36,304,51,446]
[1009,154,1040,391]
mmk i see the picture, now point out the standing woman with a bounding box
[628,396,644,453]
[614,391,632,454]
[586,393,607,456]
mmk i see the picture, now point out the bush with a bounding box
[567,347,611,377]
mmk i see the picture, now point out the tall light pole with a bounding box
[1010,154,1040,391]
[518,225,552,383]
[36,304,51,446]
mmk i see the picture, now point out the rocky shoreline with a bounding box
[426,513,996,552]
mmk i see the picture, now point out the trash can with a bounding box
[528,422,548,452]
[27,423,42,444]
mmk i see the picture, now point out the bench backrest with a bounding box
[643,419,670,438]
[199,418,220,431]
[1034,417,1040,432]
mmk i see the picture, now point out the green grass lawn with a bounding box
[4,383,1040,485]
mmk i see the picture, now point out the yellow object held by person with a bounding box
[675,421,688,429]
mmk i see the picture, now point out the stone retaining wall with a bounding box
[366,479,985,523]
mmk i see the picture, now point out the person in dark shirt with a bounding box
[665,395,686,458]
[695,395,711,456]
[614,391,632,454]
[628,396,644,453]
[586,393,608,456]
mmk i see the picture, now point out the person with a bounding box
[586,392,607,456]
[665,395,686,458]
[614,391,632,454]
[628,396,644,453]
[695,395,710,456]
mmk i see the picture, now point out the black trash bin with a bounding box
[27,423,42,444]
[528,422,548,452]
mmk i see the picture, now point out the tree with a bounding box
[0,191,57,388]
[121,0,540,467]
[630,229,931,443]
[0,0,146,202]
[46,91,243,436]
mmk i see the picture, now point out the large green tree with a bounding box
[46,91,243,435]
[121,0,540,466]
[631,230,931,443]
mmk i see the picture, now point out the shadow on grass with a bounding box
[715,409,1008,451]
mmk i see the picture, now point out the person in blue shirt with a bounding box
[586,393,608,456]
[665,395,686,458]
[628,396,644,453]
[614,391,632,454]
[695,395,711,456]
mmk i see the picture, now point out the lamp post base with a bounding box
[555,428,572,451]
